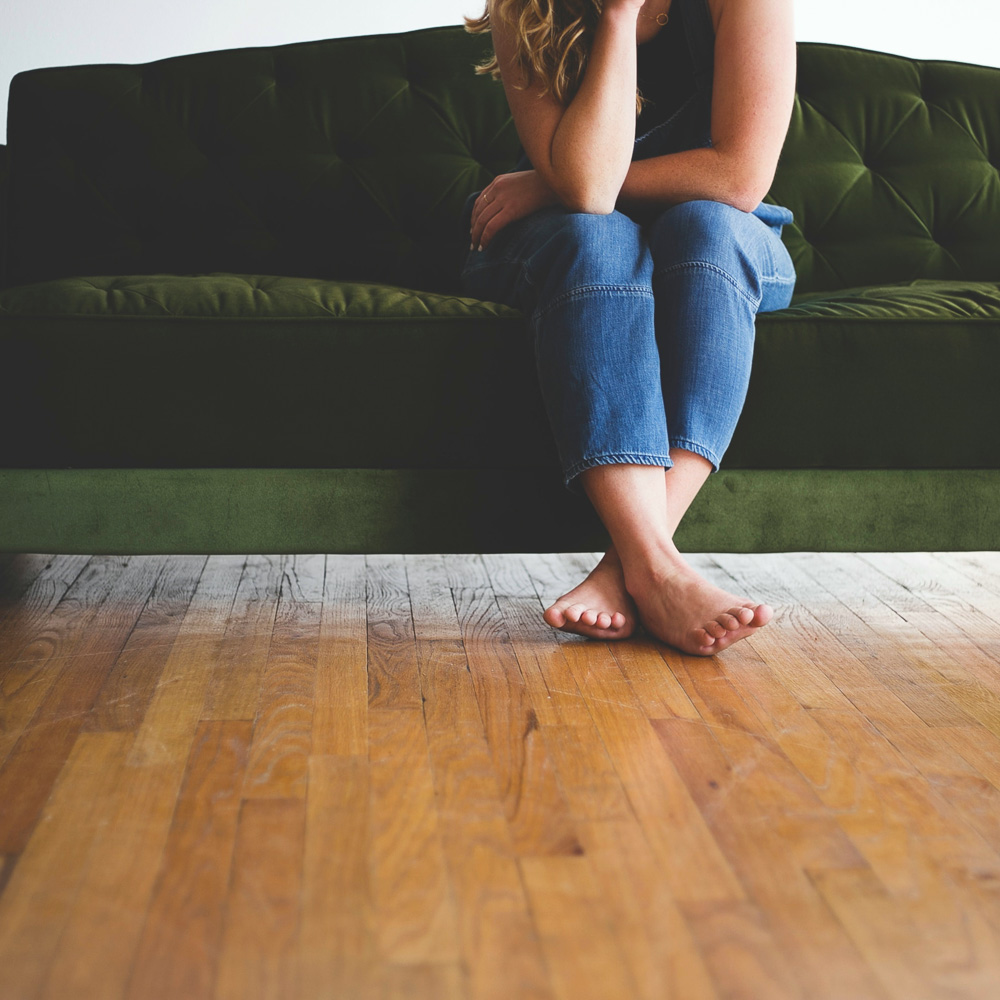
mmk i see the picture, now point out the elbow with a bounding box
[562,194,617,215]
[726,165,778,215]
[546,171,619,215]
[728,189,764,214]
[556,182,618,216]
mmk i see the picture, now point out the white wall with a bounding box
[2,0,998,145]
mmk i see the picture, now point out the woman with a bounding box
[459,0,797,655]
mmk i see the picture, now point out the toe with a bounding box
[717,612,742,631]
[753,603,774,626]
[730,606,755,625]
[564,603,587,624]
[692,627,716,649]
[611,611,627,629]
[543,605,566,628]
[595,611,612,629]
[704,619,728,640]
[580,608,599,627]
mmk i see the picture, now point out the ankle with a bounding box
[618,536,687,591]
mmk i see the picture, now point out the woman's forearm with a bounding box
[544,4,643,214]
[616,144,777,216]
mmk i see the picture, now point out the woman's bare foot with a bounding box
[623,542,772,656]
[543,549,639,640]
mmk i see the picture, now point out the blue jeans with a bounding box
[459,195,797,493]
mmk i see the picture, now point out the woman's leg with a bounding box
[546,200,796,651]
[460,198,793,652]
[461,205,671,639]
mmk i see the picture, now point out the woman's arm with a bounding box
[491,0,646,214]
[617,0,796,215]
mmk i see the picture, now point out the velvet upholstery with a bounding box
[1,27,997,553]
[1,275,998,471]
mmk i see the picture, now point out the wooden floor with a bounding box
[1,551,999,1000]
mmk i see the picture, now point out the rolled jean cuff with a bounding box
[669,437,722,473]
[563,451,674,495]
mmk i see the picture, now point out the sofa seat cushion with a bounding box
[728,278,1000,469]
[0,273,519,321]
[781,279,1000,320]
[1,274,997,472]
[0,273,548,470]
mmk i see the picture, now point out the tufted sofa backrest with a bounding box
[4,26,1000,294]
[773,43,1000,292]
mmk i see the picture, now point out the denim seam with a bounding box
[669,437,722,472]
[535,284,654,322]
[564,451,674,484]
[653,260,762,309]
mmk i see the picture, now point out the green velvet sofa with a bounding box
[1,25,998,554]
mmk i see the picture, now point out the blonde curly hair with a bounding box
[465,0,646,116]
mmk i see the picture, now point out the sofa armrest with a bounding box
[0,144,8,290]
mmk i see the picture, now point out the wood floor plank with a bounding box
[0,555,168,852]
[445,557,582,857]
[859,552,1000,649]
[881,724,1000,854]
[39,758,185,1000]
[808,865,1000,1000]
[84,554,208,732]
[804,708,1000,904]
[537,723,633,822]
[577,818,719,1000]
[0,551,998,998]
[297,755,377,1000]
[781,552,978,727]
[0,554,94,649]
[364,555,463,964]
[242,593,320,799]
[0,554,91,630]
[39,558,249,1000]
[365,554,421,711]
[710,553,935,734]
[128,555,247,768]
[407,554,554,1000]
[126,720,252,1000]
[608,638,704,722]
[934,552,1000,597]
[0,556,131,770]
[517,552,596,613]
[200,554,286,722]
[480,552,541,599]
[380,963,467,1000]
[0,731,133,1000]
[678,899,811,1000]
[549,634,747,906]
[485,556,635,825]
[312,554,367,757]
[519,855,642,1000]
[493,592,592,728]
[214,798,306,1000]
[368,707,461,964]
[939,725,1000,789]
[653,717,883,1000]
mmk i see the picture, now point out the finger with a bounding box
[469,188,494,244]
[472,202,503,250]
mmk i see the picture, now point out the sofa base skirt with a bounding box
[1,468,996,554]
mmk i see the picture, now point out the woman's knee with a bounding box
[534,210,651,291]
[645,199,773,295]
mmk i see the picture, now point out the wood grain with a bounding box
[0,551,998,999]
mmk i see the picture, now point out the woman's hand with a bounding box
[469,170,562,251]
[489,3,641,216]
